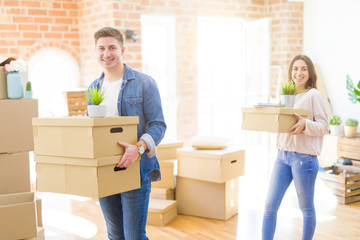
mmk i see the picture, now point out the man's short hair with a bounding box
[94,27,124,46]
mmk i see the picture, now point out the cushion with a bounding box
[190,136,229,150]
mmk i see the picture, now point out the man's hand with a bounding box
[289,113,306,135]
[116,141,139,168]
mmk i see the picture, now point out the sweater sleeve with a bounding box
[303,90,329,136]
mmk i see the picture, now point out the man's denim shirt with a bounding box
[87,64,167,183]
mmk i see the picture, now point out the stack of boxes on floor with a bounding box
[147,141,184,226]
[32,117,141,198]
[0,99,44,239]
[176,146,245,221]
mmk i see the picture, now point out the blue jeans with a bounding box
[99,176,151,240]
[262,150,319,240]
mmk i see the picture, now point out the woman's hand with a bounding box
[116,141,139,168]
[289,113,306,135]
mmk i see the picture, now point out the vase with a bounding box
[329,125,342,136]
[0,68,7,99]
[344,126,357,138]
[25,91,33,99]
[87,105,106,118]
[6,72,24,99]
[280,95,295,108]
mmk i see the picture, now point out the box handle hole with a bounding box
[231,160,237,164]
[110,127,123,133]
[114,166,126,172]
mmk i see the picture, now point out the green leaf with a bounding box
[280,80,298,95]
[355,88,360,96]
[86,86,105,105]
[345,74,360,104]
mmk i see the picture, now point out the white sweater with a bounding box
[276,88,329,156]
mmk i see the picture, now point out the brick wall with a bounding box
[0,0,303,143]
[266,0,303,98]
[0,0,80,63]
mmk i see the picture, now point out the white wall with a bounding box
[304,0,360,125]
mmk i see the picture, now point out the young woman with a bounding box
[262,55,329,240]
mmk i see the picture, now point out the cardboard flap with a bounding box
[151,188,173,194]
[0,192,34,206]
[157,140,184,149]
[148,199,177,213]
[242,107,309,117]
[32,116,139,127]
[34,155,124,167]
[177,147,245,160]
[0,57,16,66]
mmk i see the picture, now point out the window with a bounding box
[197,17,245,145]
[141,15,177,141]
[28,48,81,117]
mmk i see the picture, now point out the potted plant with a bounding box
[344,118,358,138]
[329,115,342,136]
[280,80,298,108]
[86,85,106,118]
[25,81,32,99]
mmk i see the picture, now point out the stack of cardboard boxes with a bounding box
[147,140,183,226]
[0,99,44,239]
[176,147,245,221]
[32,117,141,198]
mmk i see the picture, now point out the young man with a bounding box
[88,27,166,240]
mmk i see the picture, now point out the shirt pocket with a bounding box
[124,97,143,116]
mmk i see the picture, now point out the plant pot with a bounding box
[344,126,357,138]
[6,72,24,99]
[280,95,295,108]
[25,91,32,99]
[329,125,342,136]
[87,105,106,118]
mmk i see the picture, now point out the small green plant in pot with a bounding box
[86,85,106,118]
[344,118,358,138]
[280,80,298,108]
[25,81,32,99]
[329,115,342,136]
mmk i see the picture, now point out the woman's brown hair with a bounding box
[288,55,317,89]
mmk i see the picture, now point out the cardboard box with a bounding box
[32,116,139,158]
[147,198,177,226]
[177,147,245,183]
[150,188,175,200]
[0,99,38,153]
[0,57,16,99]
[24,227,45,240]
[241,107,309,133]
[176,176,238,220]
[36,197,43,227]
[35,154,140,198]
[0,152,31,194]
[0,192,37,239]
[151,159,177,189]
[157,140,184,160]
